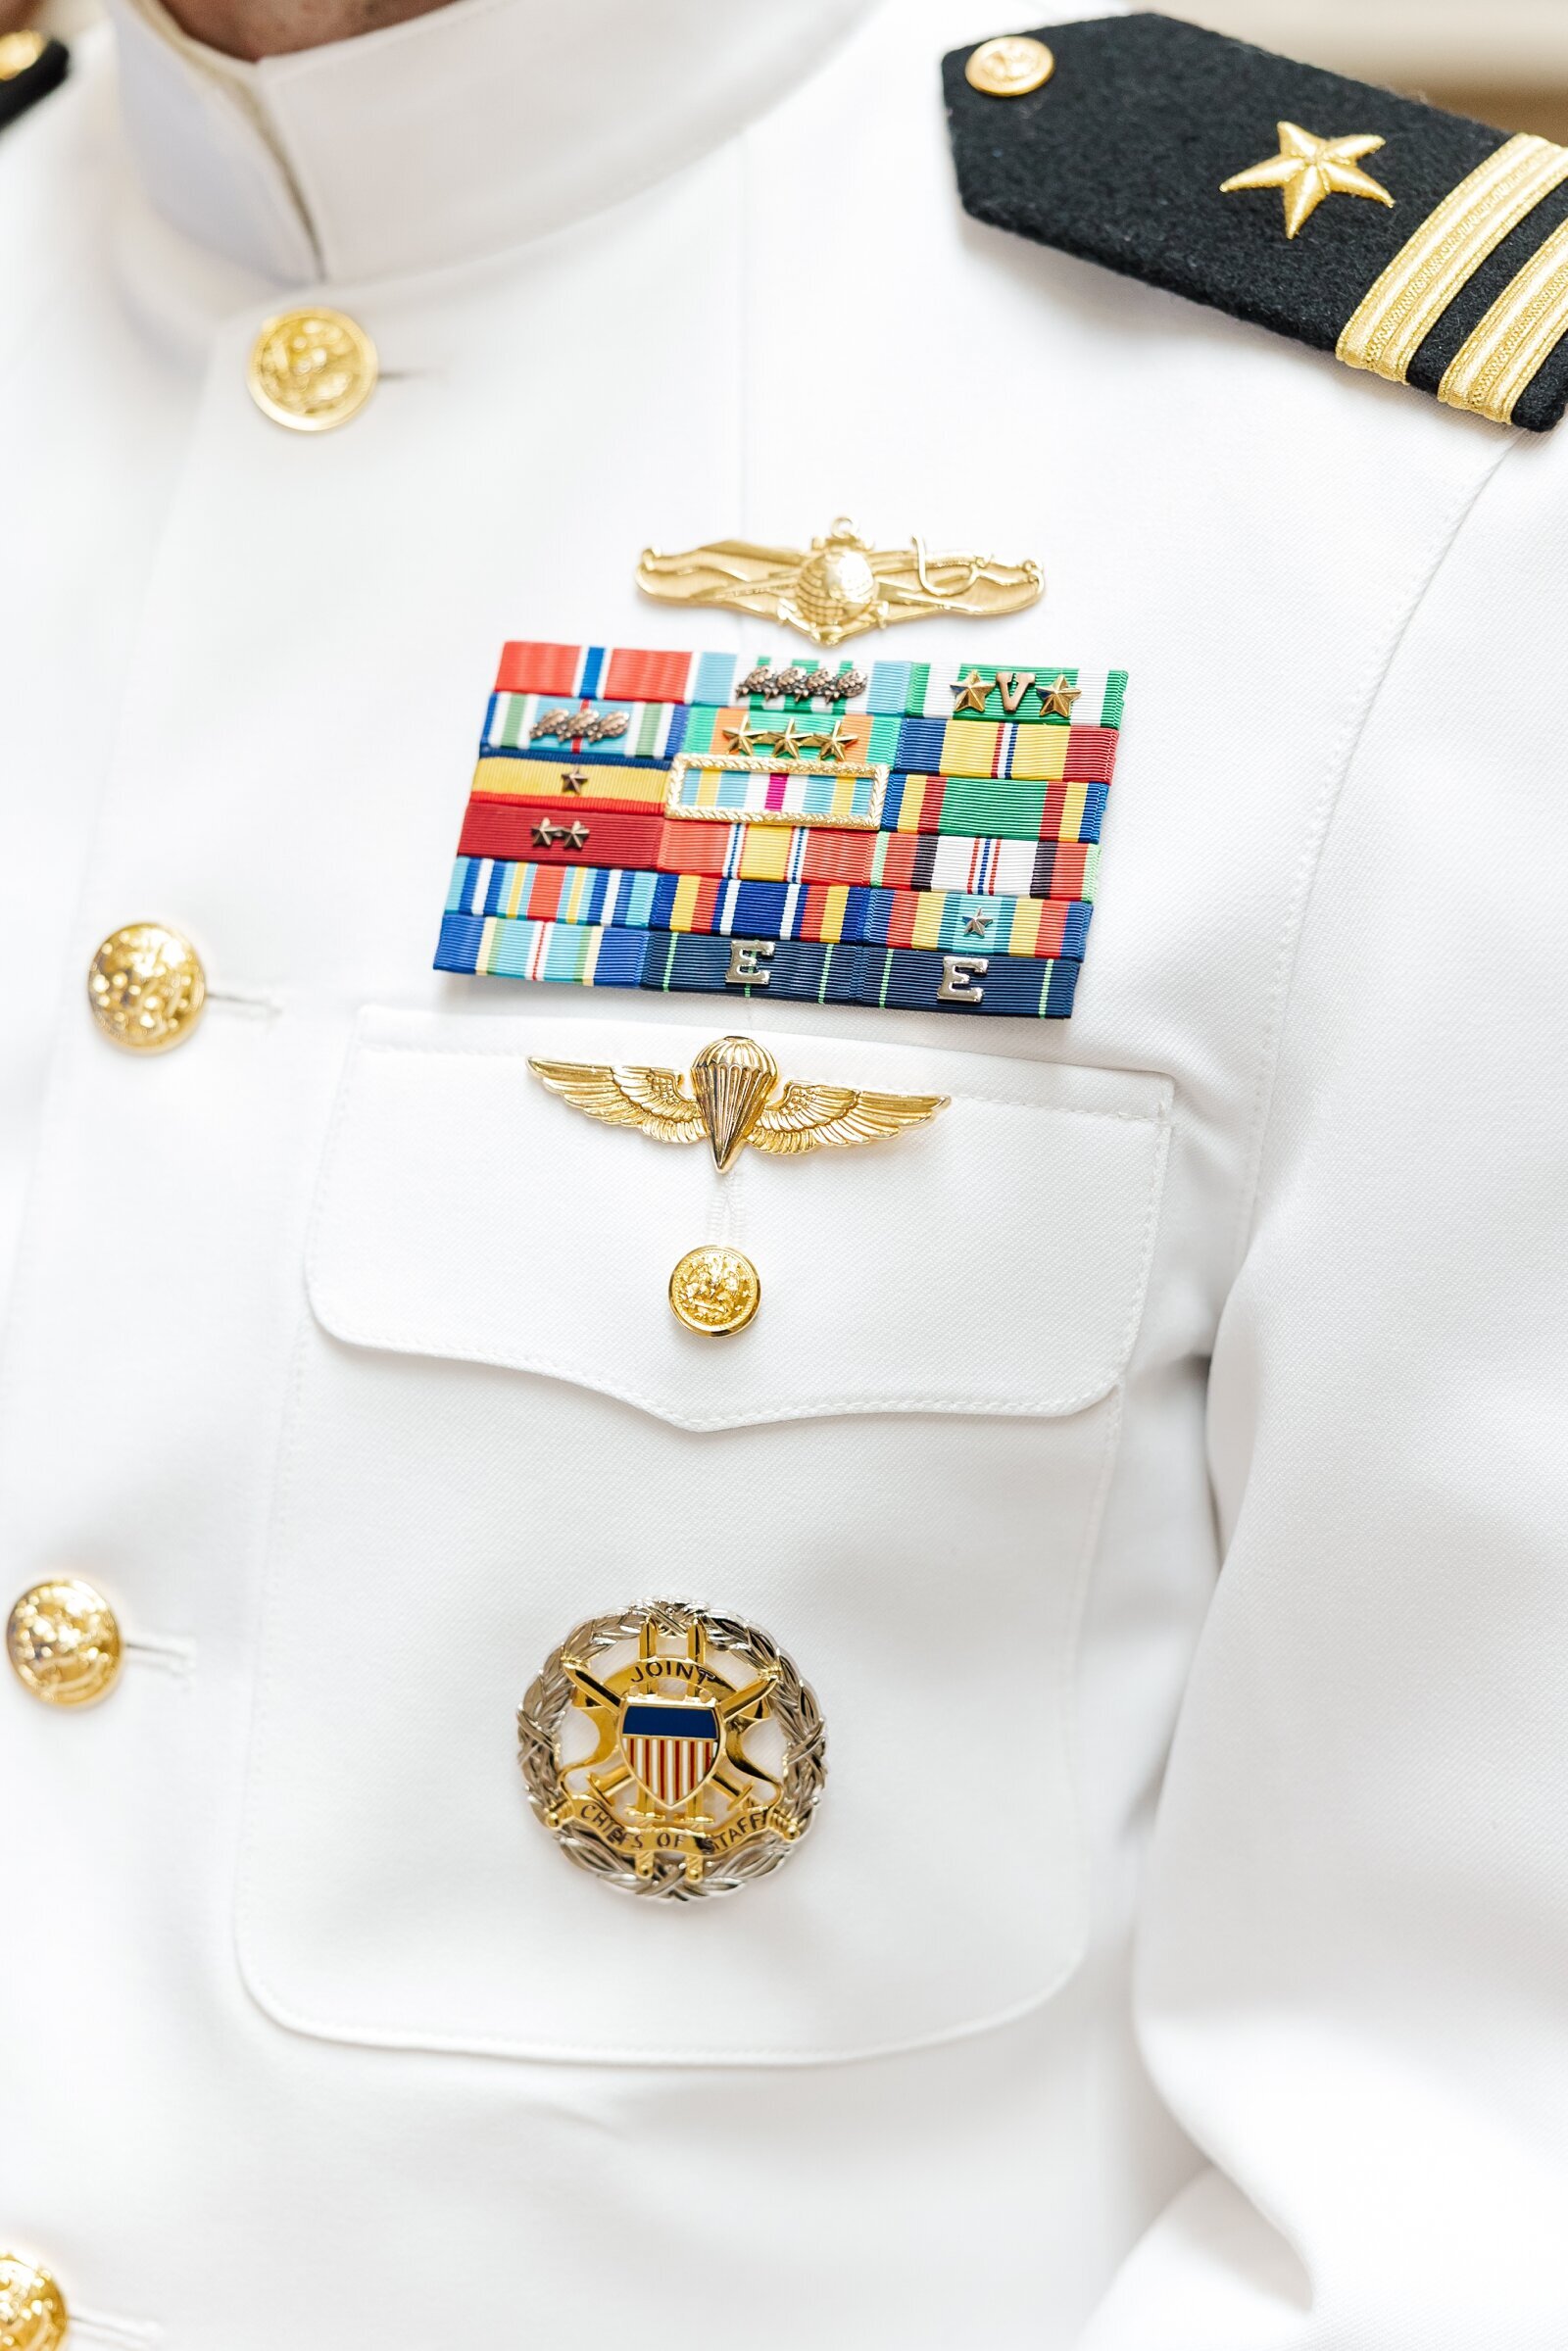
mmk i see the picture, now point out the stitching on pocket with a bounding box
[304,1328,1126,1425]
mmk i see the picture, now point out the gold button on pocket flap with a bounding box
[667,1245,761,1336]
[528,1032,950,1331]
[305,1009,1172,1431]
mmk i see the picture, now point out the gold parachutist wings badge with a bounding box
[529,1034,948,1172]
[635,514,1043,647]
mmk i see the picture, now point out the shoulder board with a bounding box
[945,14,1568,431]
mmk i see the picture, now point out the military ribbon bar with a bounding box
[492,642,1126,723]
[436,641,1128,1019]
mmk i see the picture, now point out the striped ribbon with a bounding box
[480,700,1121,784]
[493,642,1127,725]
[435,912,1082,1019]
[671,825,1102,899]
[665,762,886,826]
[464,775,1108,852]
[438,642,1128,1021]
[445,857,1094,959]
[454,826,1100,899]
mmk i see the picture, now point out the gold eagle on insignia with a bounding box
[529,1033,948,1173]
[635,514,1044,647]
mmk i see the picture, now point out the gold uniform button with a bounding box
[7,1580,123,1708]
[0,28,48,76]
[0,2253,69,2351]
[668,1244,761,1336]
[964,32,1055,96]
[248,307,378,432]
[87,921,206,1053]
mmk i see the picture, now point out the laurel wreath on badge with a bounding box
[518,1598,827,1900]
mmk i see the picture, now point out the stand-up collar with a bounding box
[106,0,879,285]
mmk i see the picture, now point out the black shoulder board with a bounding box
[944,14,1568,431]
[0,30,68,136]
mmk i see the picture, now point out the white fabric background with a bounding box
[0,0,1562,2342]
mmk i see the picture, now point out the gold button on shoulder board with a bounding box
[248,307,378,432]
[7,1580,122,1708]
[668,1245,761,1336]
[0,28,47,76]
[0,2257,69,2351]
[88,922,205,1053]
[965,33,1054,96]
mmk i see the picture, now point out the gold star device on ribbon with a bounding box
[1221,122,1394,239]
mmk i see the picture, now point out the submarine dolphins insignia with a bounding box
[528,1033,949,1172]
[635,515,1044,647]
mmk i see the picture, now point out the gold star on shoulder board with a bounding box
[1037,673,1082,719]
[1221,122,1394,240]
[950,667,991,714]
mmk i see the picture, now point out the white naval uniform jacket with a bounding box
[2,1,1566,2343]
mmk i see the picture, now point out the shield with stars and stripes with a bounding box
[619,1697,722,1810]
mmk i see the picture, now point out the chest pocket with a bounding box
[237,1008,1172,2067]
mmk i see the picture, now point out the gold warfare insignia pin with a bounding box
[636,514,1043,647]
[518,1600,826,1897]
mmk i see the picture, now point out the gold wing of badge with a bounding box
[635,514,1044,647]
[749,1083,947,1156]
[529,1035,947,1172]
[525,1060,710,1147]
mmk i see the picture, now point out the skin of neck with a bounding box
[162,0,453,59]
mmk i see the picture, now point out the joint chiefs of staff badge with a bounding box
[519,1599,825,1899]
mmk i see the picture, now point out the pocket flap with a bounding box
[308,1010,1173,1430]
